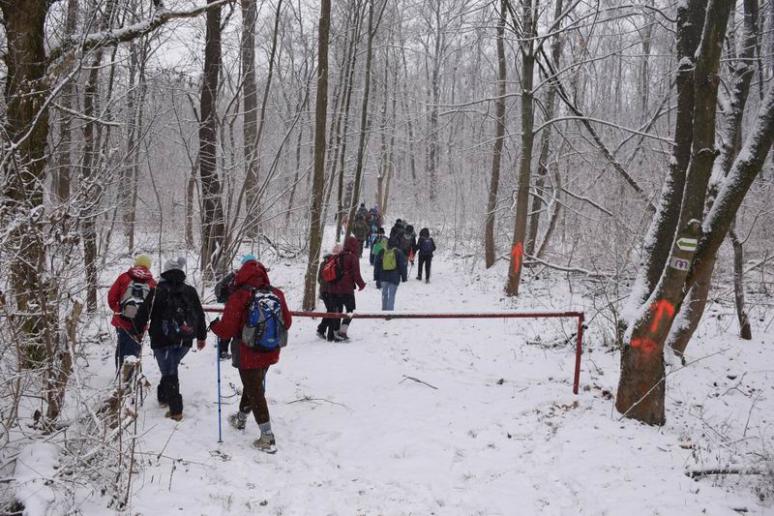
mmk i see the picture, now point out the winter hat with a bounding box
[241,254,257,265]
[377,227,385,235]
[134,254,152,269]
[332,243,343,254]
[162,256,186,273]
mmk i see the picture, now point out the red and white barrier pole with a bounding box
[202,306,586,394]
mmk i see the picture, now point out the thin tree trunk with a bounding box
[505,0,537,296]
[302,0,332,310]
[484,0,507,269]
[54,0,78,204]
[241,0,259,237]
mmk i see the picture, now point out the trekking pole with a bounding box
[216,338,223,444]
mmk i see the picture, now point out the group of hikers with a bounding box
[108,254,290,453]
[106,218,436,453]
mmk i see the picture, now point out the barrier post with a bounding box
[573,313,585,395]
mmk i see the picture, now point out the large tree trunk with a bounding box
[199,0,226,279]
[505,0,537,296]
[484,0,507,269]
[302,0,332,310]
[617,0,734,425]
[53,0,79,205]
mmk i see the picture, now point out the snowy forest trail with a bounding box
[82,250,767,515]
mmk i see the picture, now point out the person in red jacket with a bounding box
[107,255,157,369]
[327,235,366,340]
[210,257,292,453]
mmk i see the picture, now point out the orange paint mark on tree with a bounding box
[511,242,523,274]
[649,299,676,334]
[630,337,658,354]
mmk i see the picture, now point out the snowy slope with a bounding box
[64,245,773,515]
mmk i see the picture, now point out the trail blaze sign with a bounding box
[675,237,698,251]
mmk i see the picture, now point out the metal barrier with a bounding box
[203,306,585,394]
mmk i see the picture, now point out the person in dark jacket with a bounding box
[213,265,238,361]
[374,235,408,310]
[211,258,292,453]
[402,224,417,265]
[352,215,369,256]
[133,257,207,421]
[317,244,343,342]
[416,227,437,283]
[107,254,157,369]
[327,236,366,340]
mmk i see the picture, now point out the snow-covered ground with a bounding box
[20,237,773,515]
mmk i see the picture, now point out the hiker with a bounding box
[370,227,387,266]
[107,254,156,369]
[416,227,437,283]
[356,202,369,221]
[374,234,408,311]
[327,236,366,340]
[133,257,207,422]
[352,215,370,256]
[210,258,292,453]
[401,224,417,266]
[317,244,343,342]
[214,266,238,361]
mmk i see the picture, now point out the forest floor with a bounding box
[57,236,774,515]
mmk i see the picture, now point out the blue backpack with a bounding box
[420,237,434,255]
[242,288,287,352]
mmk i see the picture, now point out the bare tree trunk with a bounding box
[345,0,380,235]
[199,0,226,279]
[484,0,507,269]
[302,0,332,310]
[426,0,442,202]
[54,0,78,204]
[729,226,752,339]
[241,0,259,238]
[617,0,733,425]
[526,0,563,258]
[505,0,537,296]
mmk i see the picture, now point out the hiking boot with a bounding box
[335,331,349,341]
[165,410,183,422]
[327,334,344,342]
[316,329,327,340]
[229,411,248,431]
[252,433,277,454]
[416,276,422,281]
[219,350,232,360]
[425,278,430,284]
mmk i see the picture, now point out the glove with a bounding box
[376,282,382,289]
[196,339,207,350]
[359,284,366,291]
[208,317,220,331]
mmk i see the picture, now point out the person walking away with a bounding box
[375,234,408,310]
[327,236,366,340]
[400,224,417,267]
[416,227,436,283]
[370,227,387,266]
[211,258,292,453]
[317,244,343,341]
[352,215,369,257]
[356,202,368,221]
[107,254,157,369]
[133,257,207,421]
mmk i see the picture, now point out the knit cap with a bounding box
[241,254,257,265]
[134,254,152,269]
[162,256,186,273]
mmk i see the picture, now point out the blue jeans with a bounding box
[381,282,399,311]
[153,346,190,376]
[115,329,142,370]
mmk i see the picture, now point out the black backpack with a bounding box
[214,271,236,303]
[159,284,196,341]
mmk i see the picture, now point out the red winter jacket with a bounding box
[211,261,292,369]
[108,266,157,331]
[327,236,366,295]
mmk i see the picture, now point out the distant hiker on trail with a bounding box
[214,264,239,361]
[210,258,292,453]
[133,257,207,422]
[352,215,369,256]
[327,236,366,340]
[317,244,344,342]
[356,202,368,221]
[370,227,387,266]
[374,234,408,311]
[416,227,436,283]
[366,206,381,246]
[401,224,417,266]
[107,254,156,369]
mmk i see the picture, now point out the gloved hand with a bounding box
[208,317,220,331]
[359,284,366,291]
[376,282,382,289]
[196,339,207,350]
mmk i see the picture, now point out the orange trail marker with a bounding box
[649,299,676,334]
[511,242,523,274]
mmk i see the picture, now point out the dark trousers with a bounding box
[317,292,337,338]
[239,367,270,424]
[417,254,433,280]
[154,345,189,415]
[331,293,356,333]
[115,329,141,370]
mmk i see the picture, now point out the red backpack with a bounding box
[321,254,344,283]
